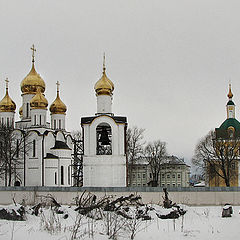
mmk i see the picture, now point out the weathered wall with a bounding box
[1,186,240,206]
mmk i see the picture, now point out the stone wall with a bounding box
[1,186,240,206]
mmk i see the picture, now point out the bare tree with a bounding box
[145,140,167,187]
[126,126,145,186]
[192,130,239,187]
[0,125,31,186]
[71,130,83,187]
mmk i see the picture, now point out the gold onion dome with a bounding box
[228,84,233,99]
[94,54,114,96]
[20,45,45,95]
[30,87,48,109]
[0,79,16,113]
[50,81,67,115]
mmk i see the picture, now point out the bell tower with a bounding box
[81,56,127,187]
[226,84,235,119]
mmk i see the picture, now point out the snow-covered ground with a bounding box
[0,204,239,240]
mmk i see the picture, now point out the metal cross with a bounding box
[31,44,36,63]
[103,52,106,72]
[5,77,9,89]
[56,81,60,92]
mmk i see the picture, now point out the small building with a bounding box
[128,155,190,187]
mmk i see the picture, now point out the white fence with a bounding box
[0,187,240,206]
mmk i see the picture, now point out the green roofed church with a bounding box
[209,84,240,186]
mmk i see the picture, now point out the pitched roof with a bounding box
[51,140,71,150]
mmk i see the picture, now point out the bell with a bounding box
[99,127,110,145]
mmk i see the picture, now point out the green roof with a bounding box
[219,118,240,131]
[227,100,235,106]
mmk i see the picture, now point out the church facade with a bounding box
[0,46,73,187]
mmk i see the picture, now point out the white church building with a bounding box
[0,47,127,187]
[0,46,73,187]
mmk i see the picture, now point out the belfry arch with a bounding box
[96,123,112,155]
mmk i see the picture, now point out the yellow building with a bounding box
[209,85,240,187]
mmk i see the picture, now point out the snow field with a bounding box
[0,205,240,240]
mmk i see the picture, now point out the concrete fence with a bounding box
[1,186,240,206]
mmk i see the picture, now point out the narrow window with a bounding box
[40,115,42,125]
[34,115,36,125]
[26,103,29,118]
[54,120,56,129]
[55,172,57,185]
[61,166,64,185]
[59,120,61,129]
[68,166,70,185]
[32,140,36,157]
[16,140,19,158]
[7,118,9,127]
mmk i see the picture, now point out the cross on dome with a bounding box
[31,44,36,63]
[56,81,60,92]
[5,77,9,90]
[103,52,106,73]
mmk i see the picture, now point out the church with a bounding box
[0,46,127,187]
[208,85,240,187]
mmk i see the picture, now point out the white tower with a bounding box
[82,56,127,187]
[50,81,67,130]
[0,78,16,127]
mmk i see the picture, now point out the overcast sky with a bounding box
[0,0,240,165]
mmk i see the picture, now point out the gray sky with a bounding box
[0,0,240,165]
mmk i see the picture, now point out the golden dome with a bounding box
[21,63,45,95]
[228,84,233,99]
[94,55,114,96]
[50,82,67,114]
[30,87,48,109]
[0,79,16,113]
[19,106,23,117]
[20,45,45,95]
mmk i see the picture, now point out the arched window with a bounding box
[228,127,235,139]
[96,123,112,155]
